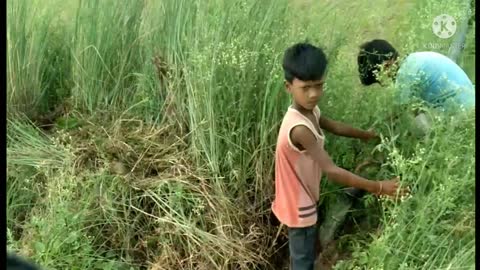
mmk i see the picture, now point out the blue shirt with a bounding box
[395,51,475,111]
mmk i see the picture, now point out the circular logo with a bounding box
[432,14,456,39]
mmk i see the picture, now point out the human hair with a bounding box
[7,252,41,270]
[282,42,328,83]
[357,39,399,85]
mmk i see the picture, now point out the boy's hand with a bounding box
[361,129,379,142]
[376,177,410,197]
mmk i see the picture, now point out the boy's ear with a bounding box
[383,59,395,68]
[284,80,291,93]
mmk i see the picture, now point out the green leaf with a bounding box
[34,241,46,253]
[55,116,80,130]
[65,232,78,244]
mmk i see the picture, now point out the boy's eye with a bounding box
[301,83,323,90]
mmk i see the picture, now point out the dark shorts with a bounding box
[287,224,319,270]
[287,207,323,270]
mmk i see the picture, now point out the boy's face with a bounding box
[286,77,325,110]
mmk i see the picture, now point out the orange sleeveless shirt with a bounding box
[271,105,325,228]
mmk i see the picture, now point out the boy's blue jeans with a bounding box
[287,214,321,270]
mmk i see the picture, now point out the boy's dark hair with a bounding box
[7,252,42,270]
[282,42,328,83]
[357,39,399,85]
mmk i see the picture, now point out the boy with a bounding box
[7,252,42,270]
[357,39,475,111]
[272,42,408,270]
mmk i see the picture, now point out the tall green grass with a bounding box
[70,0,146,111]
[8,0,56,117]
[7,0,475,269]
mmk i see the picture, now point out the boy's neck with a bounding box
[292,102,314,115]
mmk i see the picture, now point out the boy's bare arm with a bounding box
[319,116,378,141]
[291,125,407,197]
